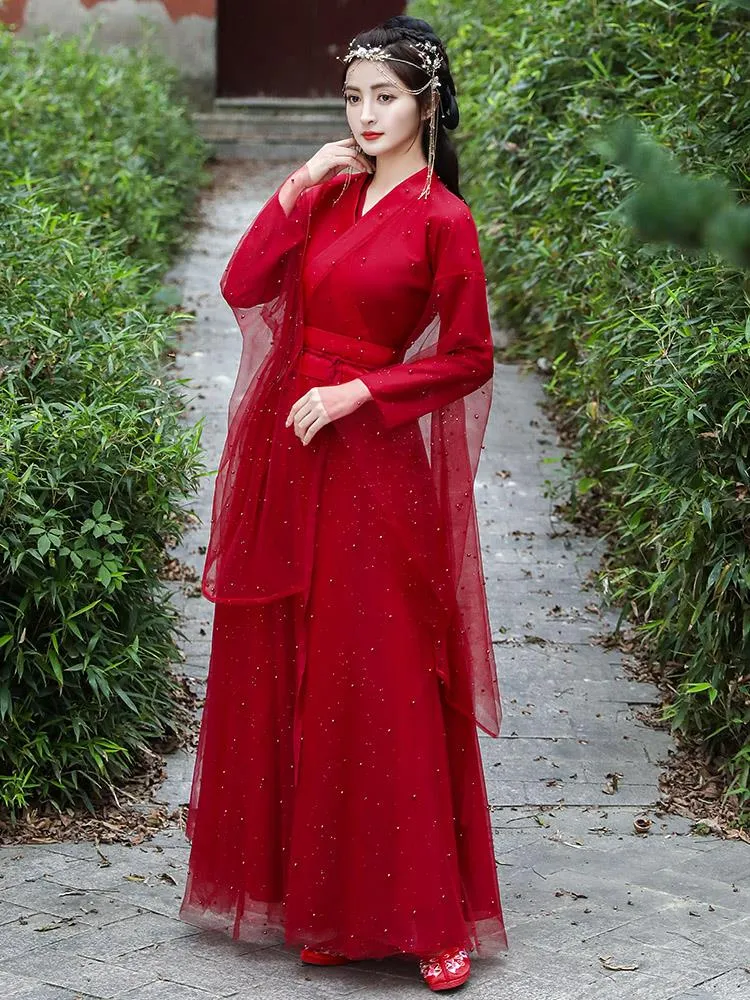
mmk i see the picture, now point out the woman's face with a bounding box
[344,58,424,159]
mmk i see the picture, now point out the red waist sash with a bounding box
[297,325,400,379]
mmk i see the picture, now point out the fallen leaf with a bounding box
[602,772,624,795]
[598,955,639,972]
[35,918,74,932]
[95,845,111,868]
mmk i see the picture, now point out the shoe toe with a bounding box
[419,948,471,990]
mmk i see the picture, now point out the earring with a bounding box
[419,94,439,200]
[332,134,359,206]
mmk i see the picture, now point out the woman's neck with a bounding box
[369,151,428,192]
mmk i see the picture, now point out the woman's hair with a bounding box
[342,15,464,201]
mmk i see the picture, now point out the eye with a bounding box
[344,94,359,104]
[378,94,395,103]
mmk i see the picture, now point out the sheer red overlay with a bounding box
[180,164,508,961]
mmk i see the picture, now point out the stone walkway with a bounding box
[1,161,747,999]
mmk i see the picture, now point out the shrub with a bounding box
[0,26,207,811]
[0,24,208,266]
[412,0,750,814]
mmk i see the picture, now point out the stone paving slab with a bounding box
[671,969,750,1000]
[1,160,748,998]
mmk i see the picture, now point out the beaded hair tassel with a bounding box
[338,39,444,200]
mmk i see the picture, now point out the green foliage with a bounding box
[0,24,209,266]
[0,25,208,811]
[412,0,750,813]
[600,117,750,268]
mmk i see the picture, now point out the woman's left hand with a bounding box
[285,378,372,446]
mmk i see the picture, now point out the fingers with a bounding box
[285,391,312,427]
[285,390,330,445]
[337,150,373,174]
[295,408,318,434]
[301,415,327,446]
[286,405,312,432]
[332,138,374,173]
[309,138,374,184]
[284,400,302,427]
[292,407,325,445]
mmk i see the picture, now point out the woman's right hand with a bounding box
[305,137,374,186]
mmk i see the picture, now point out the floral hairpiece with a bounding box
[341,40,443,94]
[339,38,445,199]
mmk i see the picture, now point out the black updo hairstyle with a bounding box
[341,15,463,201]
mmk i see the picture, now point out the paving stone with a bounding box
[669,842,750,883]
[487,778,660,808]
[152,750,196,810]
[469,967,595,1000]
[0,878,144,927]
[255,943,432,997]
[5,971,55,997]
[0,897,34,926]
[45,853,187,894]
[621,905,750,966]
[493,838,610,877]
[566,909,744,985]
[110,941,261,995]
[60,911,196,962]
[576,972,692,1000]
[7,982,98,1000]
[717,915,750,949]
[0,845,81,888]
[113,874,187,921]
[669,967,750,998]
[115,982,215,999]
[110,935,381,997]
[625,868,747,912]
[0,908,97,962]
[3,939,153,997]
[493,938,602,988]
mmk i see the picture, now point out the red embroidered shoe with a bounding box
[419,947,471,991]
[300,946,351,965]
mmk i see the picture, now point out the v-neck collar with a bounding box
[354,164,429,223]
[302,165,431,304]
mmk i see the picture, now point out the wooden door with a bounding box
[218,1,407,99]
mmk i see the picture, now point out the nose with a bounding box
[359,98,377,126]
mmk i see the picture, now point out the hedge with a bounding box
[0,25,208,811]
[411,0,750,816]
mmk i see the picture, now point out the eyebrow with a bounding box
[343,83,396,92]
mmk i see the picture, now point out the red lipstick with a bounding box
[361,131,383,140]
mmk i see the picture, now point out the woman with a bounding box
[179,14,508,992]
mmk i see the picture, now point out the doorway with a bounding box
[217,1,407,98]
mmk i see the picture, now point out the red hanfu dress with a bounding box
[179,163,509,961]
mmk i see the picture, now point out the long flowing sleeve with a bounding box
[220,169,316,309]
[358,205,495,430]
[345,200,501,737]
[216,168,326,435]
